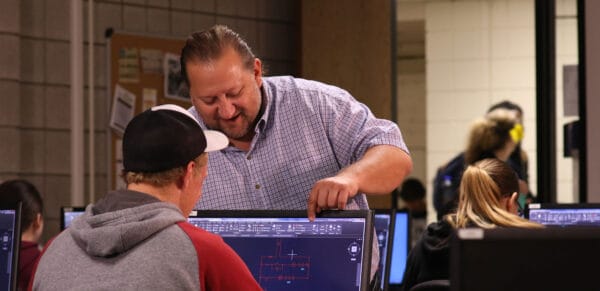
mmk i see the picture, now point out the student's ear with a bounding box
[179,161,196,189]
[507,192,519,214]
[33,213,43,229]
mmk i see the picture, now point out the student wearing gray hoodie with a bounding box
[30,104,262,291]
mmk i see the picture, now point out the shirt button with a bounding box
[255,184,261,190]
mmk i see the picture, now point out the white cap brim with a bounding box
[203,130,229,152]
[152,104,229,152]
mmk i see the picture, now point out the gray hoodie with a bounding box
[32,190,222,290]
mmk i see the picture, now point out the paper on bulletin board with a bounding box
[140,49,163,74]
[163,52,190,102]
[118,48,140,83]
[142,88,157,111]
[109,84,136,136]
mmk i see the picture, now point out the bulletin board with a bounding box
[106,30,188,190]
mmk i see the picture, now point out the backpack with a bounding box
[432,153,466,221]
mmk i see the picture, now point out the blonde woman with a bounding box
[401,159,541,291]
[464,108,521,165]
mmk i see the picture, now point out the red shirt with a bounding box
[19,241,41,291]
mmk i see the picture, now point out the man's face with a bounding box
[187,48,262,143]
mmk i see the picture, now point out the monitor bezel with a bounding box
[188,209,373,291]
[372,209,396,291]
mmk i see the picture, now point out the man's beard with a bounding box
[210,112,257,141]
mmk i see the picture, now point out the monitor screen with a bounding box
[60,207,85,230]
[187,210,373,291]
[373,209,394,291]
[525,203,600,227]
[388,210,410,288]
[0,202,21,291]
[451,227,600,291]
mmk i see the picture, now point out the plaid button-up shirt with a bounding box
[191,76,409,211]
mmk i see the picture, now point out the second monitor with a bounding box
[387,210,410,291]
[525,203,600,226]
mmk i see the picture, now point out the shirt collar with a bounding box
[256,79,273,134]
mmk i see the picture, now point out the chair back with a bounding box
[409,279,450,291]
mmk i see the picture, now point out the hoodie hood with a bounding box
[69,191,185,257]
[420,219,453,259]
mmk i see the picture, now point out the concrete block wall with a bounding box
[0,0,298,242]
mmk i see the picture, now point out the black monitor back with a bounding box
[451,227,600,291]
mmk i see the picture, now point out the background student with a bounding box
[0,179,44,291]
[433,107,525,219]
[395,178,427,248]
[402,158,542,291]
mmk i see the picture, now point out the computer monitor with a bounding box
[388,209,410,290]
[451,227,600,291]
[0,201,21,291]
[60,206,85,230]
[187,210,373,291]
[525,203,600,226]
[373,209,395,291]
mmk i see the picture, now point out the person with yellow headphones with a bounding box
[433,103,530,220]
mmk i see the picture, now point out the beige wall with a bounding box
[424,0,579,221]
[425,0,536,222]
[396,0,426,193]
[301,0,394,208]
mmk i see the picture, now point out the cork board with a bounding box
[107,31,188,190]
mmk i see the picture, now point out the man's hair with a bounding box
[0,179,44,233]
[122,153,208,187]
[464,109,517,165]
[447,158,541,229]
[180,25,256,85]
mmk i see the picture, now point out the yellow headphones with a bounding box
[509,124,524,143]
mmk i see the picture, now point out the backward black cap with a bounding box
[122,108,207,173]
